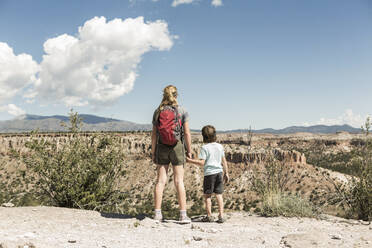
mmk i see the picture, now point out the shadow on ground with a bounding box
[100,212,148,220]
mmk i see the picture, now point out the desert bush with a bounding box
[161,199,179,219]
[131,193,154,216]
[252,151,317,217]
[260,192,316,217]
[21,111,126,211]
[251,153,290,196]
[325,118,372,220]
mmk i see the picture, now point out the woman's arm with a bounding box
[183,121,192,158]
[151,125,157,162]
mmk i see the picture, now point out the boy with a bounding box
[186,125,229,223]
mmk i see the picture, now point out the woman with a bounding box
[151,85,192,223]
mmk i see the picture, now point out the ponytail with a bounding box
[158,85,178,111]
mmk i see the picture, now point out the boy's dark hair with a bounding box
[202,125,217,143]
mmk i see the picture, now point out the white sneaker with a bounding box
[153,213,163,221]
[179,215,191,224]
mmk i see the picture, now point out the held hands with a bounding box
[187,152,192,159]
[185,152,192,163]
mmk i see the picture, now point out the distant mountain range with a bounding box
[0,114,151,133]
[225,124,361,134]
[0,114,362,134]
[15,114,121,124]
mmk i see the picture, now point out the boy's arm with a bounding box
[186,157,205,166]
[222,156,230,182]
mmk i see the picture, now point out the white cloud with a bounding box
[0,104,26,116]
[172,0,196,7]
[0,42,39,103]
[211,0,223,7]
[31,16,174,107]
[303,109,370,128]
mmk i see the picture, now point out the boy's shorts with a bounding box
[203,172,224,194]
[155,141,185,166]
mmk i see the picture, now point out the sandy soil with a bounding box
[0,206,371,248]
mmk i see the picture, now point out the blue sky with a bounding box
[0,0,371,130]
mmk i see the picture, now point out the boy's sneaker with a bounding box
[202,216,215,222]
[178,215,191,224]
[217,216,225,223]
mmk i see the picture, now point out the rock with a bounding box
[359,220,370,225]
[161,223,172,228]
[191,224,205,232]
[21,243,35,248]
[225,148,306,164]
[184,238,193,244]
[193,236,203,241]
[68,240,77,243]
[281,232,332,247]
[1,202,14,207]
[330,234,342,240]
[22,232,37,238]
[207,228,218,233]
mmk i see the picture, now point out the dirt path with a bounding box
[0,206,371,248]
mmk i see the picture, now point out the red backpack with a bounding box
[156,106,183,146]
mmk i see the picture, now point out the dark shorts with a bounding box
[203,172,224,195]
[155,141,185,166]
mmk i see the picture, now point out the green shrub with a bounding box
[324,118,372,220]
[251,153,290,196]
[131,193,153,216]
[350,118,372,220]
[161,199,179,219]
[21,111,126,211]
[260,192,317,217]
[252,151,317,217]
[189,191,204,216]
[334,118,372,220]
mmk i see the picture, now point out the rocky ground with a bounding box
[0,206,371,248]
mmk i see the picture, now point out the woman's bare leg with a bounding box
[154,164,169,210]
[172,165,187,210]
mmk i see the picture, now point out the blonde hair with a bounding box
[158,85,178,110]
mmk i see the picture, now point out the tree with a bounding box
[22,110,126,211]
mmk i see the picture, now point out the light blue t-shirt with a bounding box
[199,142,225,176]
